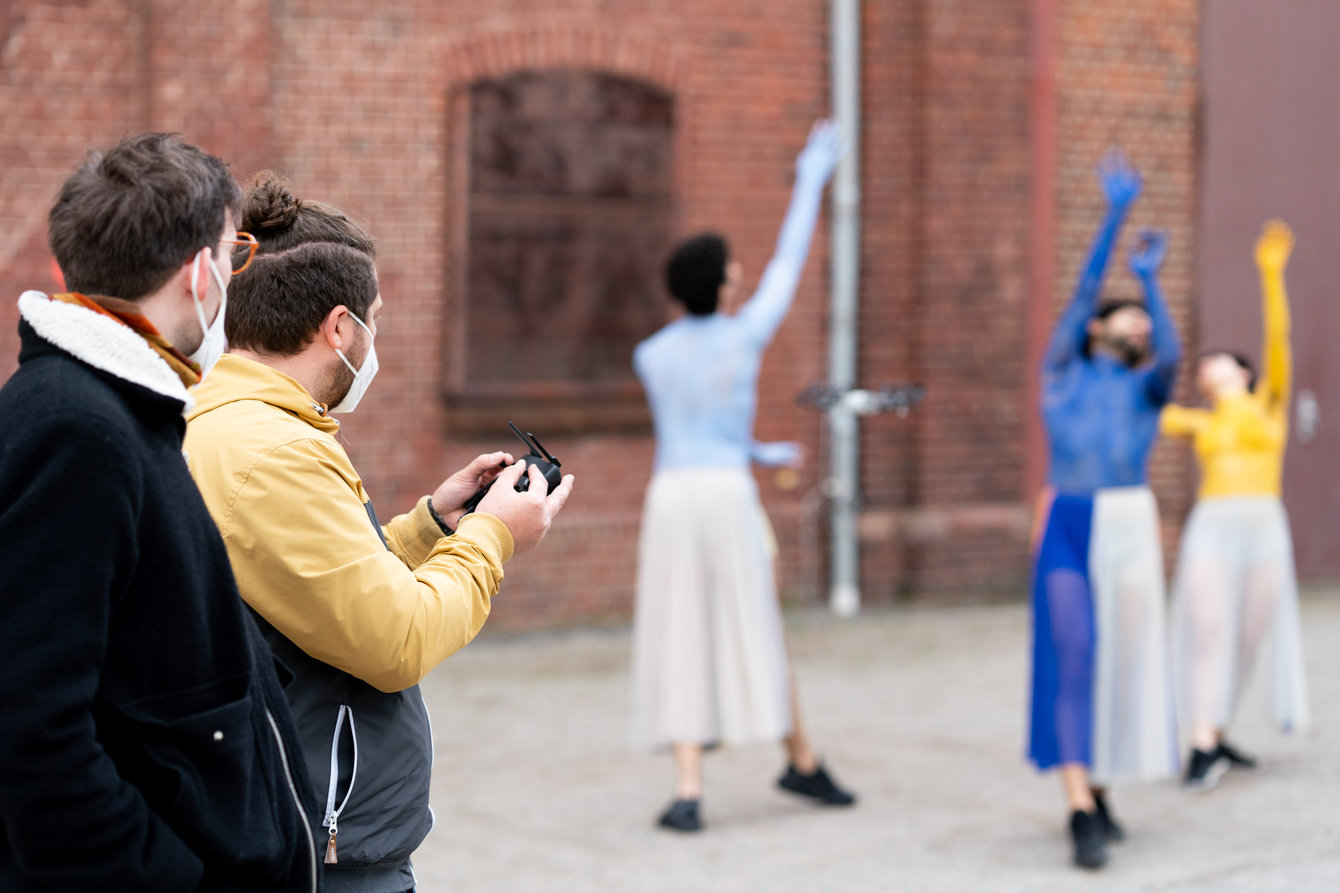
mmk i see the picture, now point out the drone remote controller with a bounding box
[461,422,563,515]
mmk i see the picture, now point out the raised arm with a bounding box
[736,120,844,345]
[1254,219,1294,409]
[1043,150,1142,374]
[1129,227,1181,405]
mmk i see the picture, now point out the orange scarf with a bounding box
[51,292,201,387]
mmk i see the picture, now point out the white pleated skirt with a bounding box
[630,467,792,749]
[1170,496,1310,737]
[1088,487,1179,784]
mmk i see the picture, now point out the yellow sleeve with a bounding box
[217,437,513,693]
[383,496,450,569]
[1160,404,1207,439]
[1258,263,1292,411]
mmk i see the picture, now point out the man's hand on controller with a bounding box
[474,461,575,554]
[431,451,515,530]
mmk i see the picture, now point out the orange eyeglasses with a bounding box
[223,231,259,274]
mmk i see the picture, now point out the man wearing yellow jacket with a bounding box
[185,179,574,893]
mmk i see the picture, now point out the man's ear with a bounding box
[182,248,211,302]
[322,305,352,351]
[1085,317,1102,339]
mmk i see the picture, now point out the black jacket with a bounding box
[0,294,322,892]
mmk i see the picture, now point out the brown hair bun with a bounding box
[237,171,376,258]
[241,170,301,232]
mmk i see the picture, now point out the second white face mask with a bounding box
[188,251,228,378]
[331,312,378,414]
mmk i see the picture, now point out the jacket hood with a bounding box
[17,290,193,412]
[187,353,340,433]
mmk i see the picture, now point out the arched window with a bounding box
[444,69,676,432]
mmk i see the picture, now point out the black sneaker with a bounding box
[1216,740,1258,770]
[657,798,702,832]
[1069,810,1109,870]
[777,762,856,806]
[1091,791,1124,843]
[1183,747,1229,792]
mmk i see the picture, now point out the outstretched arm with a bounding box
[1129,228,1181,405]
[1043,150,1142,374]
[1254,220,1294,409]
[736,120,844,345]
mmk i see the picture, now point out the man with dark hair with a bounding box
[1028,150,1181,871]
[0,133,320,891]
[184,174,573,892]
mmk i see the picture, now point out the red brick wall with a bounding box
[0,1,1204,626]
[856,0,1036,601]
[1052,0,1202,557]
[1,0,142,381]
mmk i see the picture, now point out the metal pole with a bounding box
[828,0,862,616]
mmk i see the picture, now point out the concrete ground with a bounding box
[412,593,1340,891]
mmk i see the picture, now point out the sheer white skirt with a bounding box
[630,468,792,749]
[1089,487,1179,784]
[1171,496,1310,738]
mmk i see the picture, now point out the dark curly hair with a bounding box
[665,232,729,316]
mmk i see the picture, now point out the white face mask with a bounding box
[330,312,379,414]
[188,250,228,378]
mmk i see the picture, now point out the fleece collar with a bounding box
[18,290,194,413]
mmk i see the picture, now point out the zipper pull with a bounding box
[324,813,339,864]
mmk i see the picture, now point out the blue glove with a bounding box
[1098,149,1142,212]
[1128,228,1169,279]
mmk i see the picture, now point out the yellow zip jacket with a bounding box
[184,354,513,693]
[1160,252,1291,499]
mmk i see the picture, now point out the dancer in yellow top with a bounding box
[1161,220,1310,791]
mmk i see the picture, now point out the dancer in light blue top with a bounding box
[635,126,837,473]
[630,121,855,833]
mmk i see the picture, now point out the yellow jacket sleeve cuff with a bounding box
[455,512,515,565]
[381,496,448,568]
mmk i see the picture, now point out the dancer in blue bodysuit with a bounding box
[1029,151,1181,870]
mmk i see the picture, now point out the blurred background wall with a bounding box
[3,1,1333,627]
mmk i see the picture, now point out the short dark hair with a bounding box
[1093,298,1148,320]
[665,232,729,316]
[239,170,376,261]
[48,133,241,301]
[1200,349,1257,390]
[225,243,379,356]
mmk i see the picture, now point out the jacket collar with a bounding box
[17,290,193,412]
[186,353,341,433]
